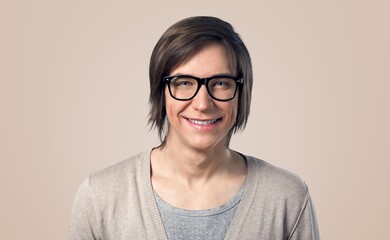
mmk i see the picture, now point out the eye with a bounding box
[216,81,229,86]
[172,77,196,88]
[176,81,191,86]
[210,78,234,88]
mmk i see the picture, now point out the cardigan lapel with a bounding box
[224,156,259,240]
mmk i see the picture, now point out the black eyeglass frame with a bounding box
[163,75,243,102]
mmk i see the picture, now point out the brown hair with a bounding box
[148,16,253,145]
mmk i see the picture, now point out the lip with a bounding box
[182,116,222,130]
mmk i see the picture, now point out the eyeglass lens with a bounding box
[169,76,237,100]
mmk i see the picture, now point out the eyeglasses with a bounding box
[163,75,243,101]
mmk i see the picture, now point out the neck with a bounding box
[153,141,233,187]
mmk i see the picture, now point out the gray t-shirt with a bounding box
[154,185,245,240]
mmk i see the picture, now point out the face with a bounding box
[164,43,238,151]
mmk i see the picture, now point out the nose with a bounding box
[191,85,214,111]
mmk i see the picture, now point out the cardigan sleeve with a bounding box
[68,176,101,240]
[288,192,320,240]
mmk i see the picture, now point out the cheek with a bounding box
[164,87,169,105]
[164,88,174,112]
[164,89,188,119]
[230,99,239,118]
[220,100,238,126]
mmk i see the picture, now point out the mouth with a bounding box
[184,117,222,126]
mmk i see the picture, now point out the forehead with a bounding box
[169,42,236,76]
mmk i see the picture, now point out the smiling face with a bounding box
[164,43,238,152]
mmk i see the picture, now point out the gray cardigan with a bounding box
[69,151,319,240]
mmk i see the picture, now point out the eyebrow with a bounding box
[169,72,235,78]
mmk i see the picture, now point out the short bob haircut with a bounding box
[148,16,253,145]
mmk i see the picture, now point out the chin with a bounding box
[187,136,228,152]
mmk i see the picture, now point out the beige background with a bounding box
[1,0,389,239]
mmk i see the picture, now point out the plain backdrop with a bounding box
[1,0,389,239]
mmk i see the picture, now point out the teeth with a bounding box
[188,118,218,125]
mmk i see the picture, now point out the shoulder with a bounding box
[92,151,147,181]
[69,151,153,239]
[235,155,319,239]
[245,155,308,202]
[83,151,150,197]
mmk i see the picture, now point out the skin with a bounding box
[151,43,247,210]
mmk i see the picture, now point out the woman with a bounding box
[69,16,319,240]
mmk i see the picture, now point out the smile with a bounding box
[185,118,221,126]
